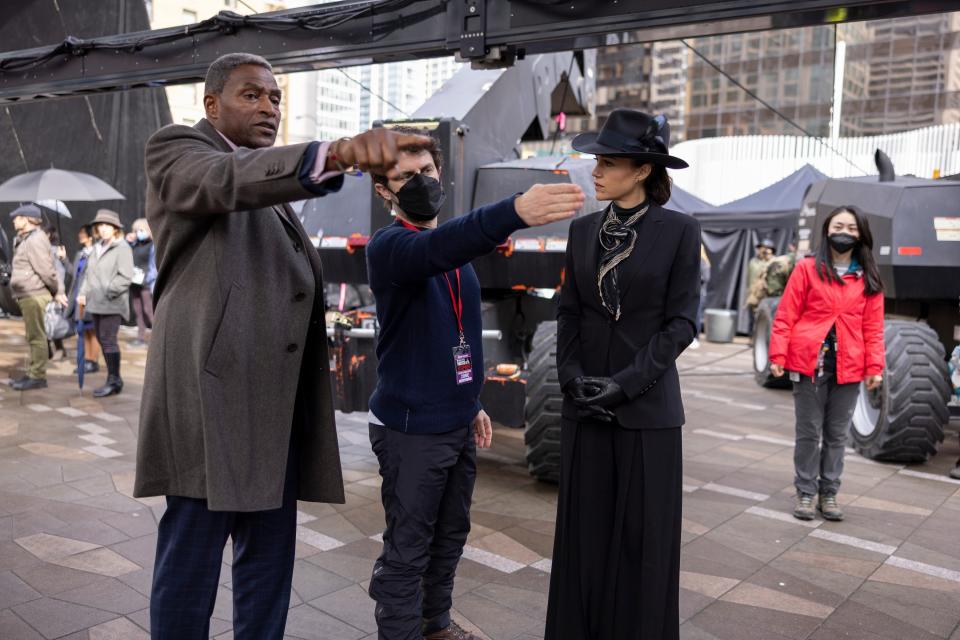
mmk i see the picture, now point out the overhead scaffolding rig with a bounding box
[1,0,958,104]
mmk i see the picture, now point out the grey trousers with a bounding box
[792,374,860,496]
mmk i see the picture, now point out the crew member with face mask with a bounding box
[365,126,584,640]
[769,205,885,522]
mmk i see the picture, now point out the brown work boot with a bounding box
[818,494,844,521]
[793,493,815,521]
[424,622,476,640]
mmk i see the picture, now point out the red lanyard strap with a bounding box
[443,269,463,336]
[399,218,465,338]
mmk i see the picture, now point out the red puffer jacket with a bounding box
[769,257,884,384]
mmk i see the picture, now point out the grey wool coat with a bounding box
[78,239,134,320]
[133,118,345,511]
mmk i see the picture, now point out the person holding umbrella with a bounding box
[43,222,72,362]
[67,225,101,374]
[76,209,134,398]
[8,203,67,390]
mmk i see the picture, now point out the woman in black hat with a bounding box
[545,109,701,640]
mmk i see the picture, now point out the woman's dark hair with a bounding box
[815,205,884,296]
[631,160,672,205]
[42,222,59,246]
[370,125,442,189]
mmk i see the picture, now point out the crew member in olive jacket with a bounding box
[8,203,67,390]
[133,52,432,639]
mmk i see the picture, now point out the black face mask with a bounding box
[828,232,858,254]
[393,174,445,222]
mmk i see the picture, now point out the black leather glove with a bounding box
[579,376,627,408]
[563,376,602,406]
[577,404,616,424]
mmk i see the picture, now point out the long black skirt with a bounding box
[545,419,682,640]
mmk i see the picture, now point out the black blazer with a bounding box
[557,203,701,429]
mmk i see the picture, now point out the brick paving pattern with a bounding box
[0,318,958,639]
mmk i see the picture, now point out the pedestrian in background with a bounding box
[769,205,884,522]
[747,237,775,289]
[77,209,133,398]
[44,223,72,361]
[67,225,101,373]
[126,217,156,346]
[548,110,699,640]
[745,237,775,333]
[8,203,67,390]
[692,243,711,349]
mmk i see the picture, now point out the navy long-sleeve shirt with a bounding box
[366,196,527,433]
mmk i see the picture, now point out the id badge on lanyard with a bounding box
[399,219,474,386]
[443,269,474,386]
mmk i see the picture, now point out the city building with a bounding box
[425,57,466,100]
[149,1,289,130]
[148,2,463,143]
[683,13,960,140]
[683,25,838,140]
[840,13,960,135]
[285,68,362,144]
[534,11,960,152]
[649,41,689,142]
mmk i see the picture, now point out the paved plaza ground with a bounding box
[0,317,958,639]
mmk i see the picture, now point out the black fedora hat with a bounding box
[572,109,688,169]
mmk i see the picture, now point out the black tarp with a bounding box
[0,0,171,262]
[692,164,827,334]
[665,183,712,214]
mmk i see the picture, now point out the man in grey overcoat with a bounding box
[134,52,431,639]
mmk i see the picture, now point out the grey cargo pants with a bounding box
[792,373,860,497]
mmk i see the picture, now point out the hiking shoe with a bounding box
[794,493,816,521]
[818,494,844,521]
[424,622,476,640]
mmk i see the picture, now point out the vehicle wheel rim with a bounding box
[754,318,769,372]
[852,381,881,437]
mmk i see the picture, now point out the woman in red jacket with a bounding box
[769,205,885,522]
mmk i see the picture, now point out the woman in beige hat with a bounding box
[77,209,134,397]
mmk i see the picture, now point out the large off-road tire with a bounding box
[851,320,950,462]
[753,297,790,389]
[524,321,563,483]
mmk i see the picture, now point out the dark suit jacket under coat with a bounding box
[557,203,701,428]
[133,118,345,511]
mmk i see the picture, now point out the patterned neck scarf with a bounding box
[597,202,650,320]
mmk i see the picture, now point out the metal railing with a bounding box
[670,122,960,205]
